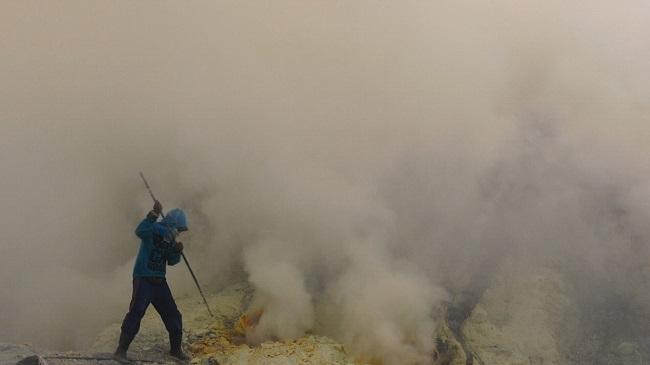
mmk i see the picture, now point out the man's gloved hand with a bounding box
[153,200,163,215]
[175,241,184,252]
[147,200,163,220]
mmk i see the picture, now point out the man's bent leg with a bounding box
[115,278,153,363]
[151,280,187,360]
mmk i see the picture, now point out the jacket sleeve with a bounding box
[135,212,157,240]
[167,246,181,266]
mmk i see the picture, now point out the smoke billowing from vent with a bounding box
[2,1,650,363]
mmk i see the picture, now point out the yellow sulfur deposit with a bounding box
[92,282,359,365]
[232,308,264,337]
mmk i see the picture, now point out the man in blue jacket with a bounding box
[114,201,190,363]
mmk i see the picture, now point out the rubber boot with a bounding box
[169,334,190,362]
[113,332,133,364]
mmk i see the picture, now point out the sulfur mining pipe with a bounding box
[139,172,214,317]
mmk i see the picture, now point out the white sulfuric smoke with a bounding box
[2,1,650,364]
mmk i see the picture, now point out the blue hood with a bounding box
[162,208,188,231]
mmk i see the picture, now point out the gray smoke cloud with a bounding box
[2,1,650,364]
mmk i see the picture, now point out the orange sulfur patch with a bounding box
[233,308,264,336]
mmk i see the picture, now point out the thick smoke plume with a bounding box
[2,1,650,364]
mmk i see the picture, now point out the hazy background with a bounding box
[1,1,650,363]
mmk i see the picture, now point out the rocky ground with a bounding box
[3,261,647,365]
[90,282,357,365]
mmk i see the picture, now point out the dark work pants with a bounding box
[120,277,183,349]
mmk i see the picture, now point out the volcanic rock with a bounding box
[90,282,356,365]
[461,259,578,365]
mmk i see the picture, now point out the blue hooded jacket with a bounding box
[133,208,188,278]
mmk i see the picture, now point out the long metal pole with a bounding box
[139,172,214,317]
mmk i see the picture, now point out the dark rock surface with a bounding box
[1,343,38,365]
